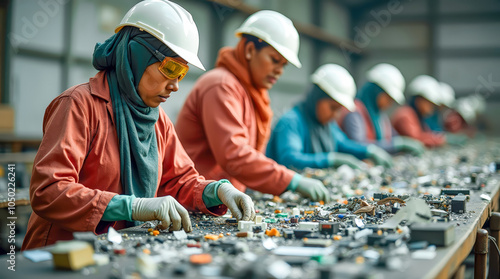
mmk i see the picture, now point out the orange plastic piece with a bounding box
[272,196,283,203]
[304,210,314,215]
[388,188,394,193]
[355,189,363,195]
[190,253,212,265]
[204,234,219,241]
[152,230,160,236]
[319,201,325,205]
[377,230,383,236]
[355,256,365,264]
[226,232,231,236]
[333,235,342,240]
[274,209,282,214]
[265,228,281,237]
[342,200,348,205]
[147,228,153,232]
[397,228,403,234]
[218,233,224,238]
[142,248,151,255]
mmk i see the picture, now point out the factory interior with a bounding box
[1,0,500,278]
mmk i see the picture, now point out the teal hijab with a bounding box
[92,27,176,198]
[357,82,386,140]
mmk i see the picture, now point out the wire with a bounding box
[488,235,500,257]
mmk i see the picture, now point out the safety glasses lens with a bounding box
[159,58,189,81]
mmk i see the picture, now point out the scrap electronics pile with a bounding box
[57,140,500,278]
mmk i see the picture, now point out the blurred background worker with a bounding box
[176,11,329,202]
[22,0,255,251]
[266,64,394,171]
[338,63,425,156]
[444,96,477,136]
[391,75,449,147]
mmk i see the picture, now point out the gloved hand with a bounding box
[393,136,425,156]
[445,133,468,146]
[132,196,192,232]
[366,145,393,168]
[218,183,255,221]
[329,152,365,170]
[295,176,331,203]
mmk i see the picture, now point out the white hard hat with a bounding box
[115,0,205,70]
[407,75,441,105]
[454,98,476,124]
[366,63,405,105]
[467,94,486,115]
[439,82,455,108]
[311,64,356,112]
[235,10,302,68]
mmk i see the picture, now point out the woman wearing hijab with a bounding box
[338,64,424,156]
[266,64,393,170]
[392,75,447,147]
[176,11,330,203]
[22,0,254,250]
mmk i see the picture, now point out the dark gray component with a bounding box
[440,189,470,196]
[293,229,313,239]
[367,234,385,246]
[410,222,455,247]
[319,222,340,235]
[452,194,467,213]
[283,230,294,239]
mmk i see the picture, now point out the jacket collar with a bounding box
[89,71,115,125]
[89,71,111,102]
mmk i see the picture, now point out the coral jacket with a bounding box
[22,71,224,250]
[391,106,446,147]
[176,67,294,195]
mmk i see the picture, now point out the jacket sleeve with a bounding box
[30,95,117,233]
[392,107,446,147]
[200,84,295,196]
[267,116,330,170]
[332,123,369,159]
[342,112,367,142]
[156,118,227,216]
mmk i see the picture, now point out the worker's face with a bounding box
[246,43,288,90]
[137,61,185,108]
[415,96,436,117]
[376,92,395,111]
[316,98,343,125]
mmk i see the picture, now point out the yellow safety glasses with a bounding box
[158,57,189,81]
[133,37,189,81]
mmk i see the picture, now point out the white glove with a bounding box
[217,183,255,221]
[132,196,192,232]
[295,177,331,203]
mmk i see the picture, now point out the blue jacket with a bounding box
[266,106,369,170]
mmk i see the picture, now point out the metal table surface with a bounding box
[1,178,499,279]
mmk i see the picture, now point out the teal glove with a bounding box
[328,152,364,170]
[445,133,468,146]
[295,176,330,203]
[366,145,393,168]
[393,136,425,156]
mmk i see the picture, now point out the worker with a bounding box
[176,10,330,202]
[421,82,469,144]
[266,64,393,170]
[391,75,447,147]
[338,63,424,156]
[444,97,476,135]
[22,0,254,251]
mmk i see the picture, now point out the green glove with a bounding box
[328,152,364,170]
[366,145,393,168]
[445,133,468,146]
[393,136,425,156]
[295,176,331,203]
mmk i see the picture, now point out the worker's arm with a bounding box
[392,106,446,147]
[266,111,330,170]
[200,84,294,196]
